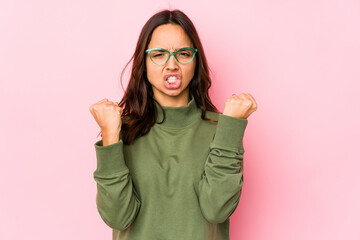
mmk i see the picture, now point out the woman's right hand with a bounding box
[89,99,123,145]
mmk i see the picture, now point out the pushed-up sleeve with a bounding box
[93,138,141,231]
[195,114,248,223]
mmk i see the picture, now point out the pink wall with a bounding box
[1,0,359,239]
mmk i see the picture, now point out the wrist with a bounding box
[101,131,120,146]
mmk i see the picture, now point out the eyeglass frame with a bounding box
[145,47,198,65]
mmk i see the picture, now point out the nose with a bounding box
[165,54,179,70]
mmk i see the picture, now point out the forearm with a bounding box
[195,114,248,223]
[93,138,141,230]
[102,132,120,146]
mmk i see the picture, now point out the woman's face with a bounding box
[145,24,196,106]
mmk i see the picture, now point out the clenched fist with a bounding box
[222,93,257,119]
[89,99,123,145]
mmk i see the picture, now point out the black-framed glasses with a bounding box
[145,47,198,65]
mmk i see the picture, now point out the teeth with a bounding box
[166,76,178,83]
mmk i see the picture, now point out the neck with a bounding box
[153,90,190,107]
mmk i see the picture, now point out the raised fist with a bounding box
[89,99,123,137]
[222,93,257,119]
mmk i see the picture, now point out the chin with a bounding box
[165,92,182,98]
[167,89,186,96]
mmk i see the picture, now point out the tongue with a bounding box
[164,79,181,89]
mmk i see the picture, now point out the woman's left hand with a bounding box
[222,93,258,119]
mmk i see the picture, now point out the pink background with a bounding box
[1,0,359,239]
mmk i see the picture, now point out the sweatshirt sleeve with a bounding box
[195,114,248,223]
[93,137,141,231]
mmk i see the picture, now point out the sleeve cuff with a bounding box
[212,114,248,150]
[94,139,127,175]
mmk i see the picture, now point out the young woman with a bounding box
[89,9,257,240]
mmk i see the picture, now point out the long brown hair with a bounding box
[112,9,219,145]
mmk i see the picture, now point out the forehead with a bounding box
[147,24,193,50]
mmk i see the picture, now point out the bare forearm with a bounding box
[102,132,120,146]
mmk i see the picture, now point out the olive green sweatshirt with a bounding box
[93,94,248,240]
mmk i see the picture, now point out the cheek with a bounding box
[145,60,153,76]
[145,59,150,74]
[184,63,196,79]
[145,61,161,82]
